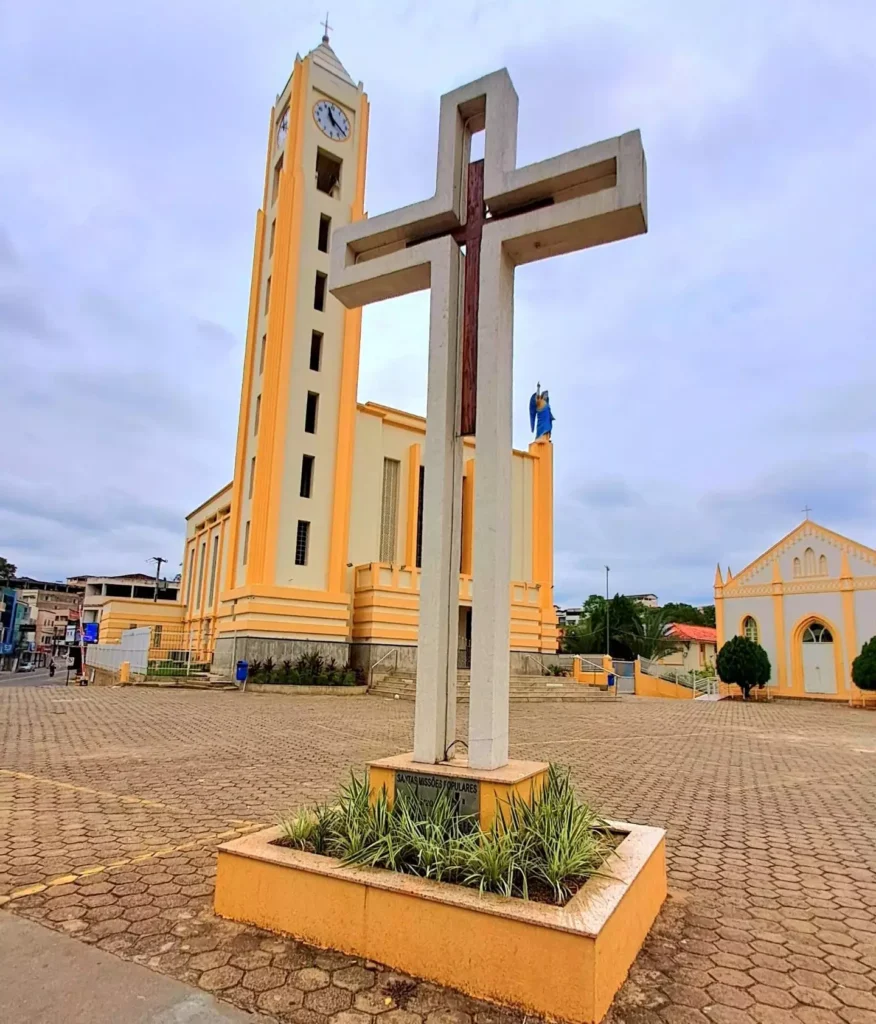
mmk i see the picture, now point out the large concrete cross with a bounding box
[331,69,647,769]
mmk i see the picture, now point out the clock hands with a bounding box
[327,107,342,134]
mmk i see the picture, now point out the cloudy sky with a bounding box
[2,0,875,606]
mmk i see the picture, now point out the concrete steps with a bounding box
[369,673,621,703]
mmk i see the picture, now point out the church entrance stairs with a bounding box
[369,670,623,703]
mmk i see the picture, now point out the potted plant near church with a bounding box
[716,634,771,701]
[852,637,876,708]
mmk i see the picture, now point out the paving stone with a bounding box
[330,1012,376,1024]
[334,965,377,992]
[258,983,306,1014]
[295,967,332,991]
[241,965,286,993]
[306,986,354,1015]
[197,965,243,991]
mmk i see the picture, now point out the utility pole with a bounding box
[149,556,167,603]
[605,566,611,657]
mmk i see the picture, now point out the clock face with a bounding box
[276,109,289,148]
[313,100,350,141]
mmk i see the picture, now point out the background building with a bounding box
[716,520,876,700]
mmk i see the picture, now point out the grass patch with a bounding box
[276,764,613,905]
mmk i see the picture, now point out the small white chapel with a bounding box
[715,519,876,700]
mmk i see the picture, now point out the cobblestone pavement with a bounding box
[1,686,876,1024]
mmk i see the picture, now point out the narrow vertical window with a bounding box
[272,154,283,204]
[254,394,261,435]
[416,465,425,569]
[318,214,331,253]
[804,547,816,576]
[207,534,219,606]
[313,271,327,311]
[264,276,272,314]
[196,541,206,609]
[269,220,276,257]
[259,334,266,374]
[185,547,196,606]
[818,554,828,576]
[249,456,256,499]
[295,521,310,566]
[310,331,322,371]
[300,455,314,498]
[380,458,401,563]
[242,521,251,566]
[304,392,319,433]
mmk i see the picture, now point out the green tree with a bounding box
[0,557,17,583]
[852,637,876,692]
[661,602,708,626]
[700,605,716,628]
[566,594,644,659]
[632,607,677,661]
[715,635,771,700]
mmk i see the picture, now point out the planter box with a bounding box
[244,684,367,696]
[215,820,666,1024]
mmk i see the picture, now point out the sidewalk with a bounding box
[0,913,262,1023]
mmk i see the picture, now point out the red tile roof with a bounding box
[667,623,717,644]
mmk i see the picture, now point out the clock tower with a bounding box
[215,35,369,662]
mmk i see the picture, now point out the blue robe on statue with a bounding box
[529,390,554,440]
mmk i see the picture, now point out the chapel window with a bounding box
[793,557,801,577]
[803,622,833,643]
[804,547,816,576]
[818,554,828,576]
[743,616,759,644]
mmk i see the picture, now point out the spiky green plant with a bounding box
[277,763,612,905]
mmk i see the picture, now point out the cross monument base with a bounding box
[368,753,549,832]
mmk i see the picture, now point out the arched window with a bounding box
[793,557,802,577]
[803,622,833,643]
[818,554,828,576]
[743,616,759,644]
[804,547,816,576]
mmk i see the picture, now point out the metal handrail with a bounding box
[369,648,399,691]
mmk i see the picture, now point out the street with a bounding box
[0,660,65,688]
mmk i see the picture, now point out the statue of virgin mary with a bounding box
[529,383,554,441]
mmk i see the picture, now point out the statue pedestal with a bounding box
[368,753,548,831]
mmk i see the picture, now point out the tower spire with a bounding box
[321,11,332,44]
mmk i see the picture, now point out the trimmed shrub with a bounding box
[852,636,876,692]
[716,635,771,700]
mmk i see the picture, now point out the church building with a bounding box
[715,520,876,700]
[96,35,557,672]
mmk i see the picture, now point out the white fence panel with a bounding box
[85,627,150,676]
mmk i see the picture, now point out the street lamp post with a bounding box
[605,565,610,657]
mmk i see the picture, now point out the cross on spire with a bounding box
[321,11,332,43]
[803,505,812,520]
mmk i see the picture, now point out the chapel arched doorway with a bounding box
[801,621,836,694]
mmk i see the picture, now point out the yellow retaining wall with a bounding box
[634,661,696,700]
[571,655,613,687]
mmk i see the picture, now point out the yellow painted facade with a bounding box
[94,37,556,664]
[717,520,876,702]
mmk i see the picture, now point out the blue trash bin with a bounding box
[236,660,249,683]
[607,673,615,688]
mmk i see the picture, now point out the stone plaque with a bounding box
[395,770,480,818]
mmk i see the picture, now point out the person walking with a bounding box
[48,659,55,678]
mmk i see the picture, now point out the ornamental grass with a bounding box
[277,763,613,905]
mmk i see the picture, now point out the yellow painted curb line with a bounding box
[0,823,268,902]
